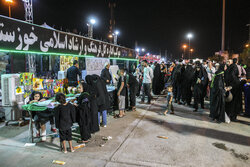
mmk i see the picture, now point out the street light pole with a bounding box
[87,19,96,38]
[182,44,187,59]
[190,49,194,58]
[187,33,193,59]
[5,0,13,18]
[113,30,119,45]
[113,33,117,45]
[247,24,250,43]
[188,38,191,59]
[221,0,226,52]
[88,24,93,38]
[8,4,11,17]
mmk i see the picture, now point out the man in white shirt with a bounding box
[206,61,216,82]
[140,60,154,104]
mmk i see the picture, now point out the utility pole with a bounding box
[221,0,226,52]
[87,23,93,38]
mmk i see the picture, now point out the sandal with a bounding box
[77,140,89,143]
[62,150,67,154]
[70,149,75,153]
[132,107,136,111]
[118,115,123,118]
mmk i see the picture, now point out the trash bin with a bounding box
[244,83,250,117]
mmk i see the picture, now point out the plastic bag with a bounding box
[225,112,230,124]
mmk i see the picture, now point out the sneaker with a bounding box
[103,125,107,128]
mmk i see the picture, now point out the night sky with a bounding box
[0,0,250,60]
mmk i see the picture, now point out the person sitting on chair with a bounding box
[29,91,56,141]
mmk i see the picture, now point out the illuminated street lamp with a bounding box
[113,30,119,45]
[245,44,249,48]
[87,18,96,38]
[182,44,187,58]
[187,33,193,39]
[108,34,113,38]
[5,0,13,18]
[190,48,194,57]
[187,33,193,59]
[136,48,140,52]
[183,44,187,49]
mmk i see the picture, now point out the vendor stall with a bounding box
[0,14,137,76]
[0,14,138,124]
[21,94,77,143]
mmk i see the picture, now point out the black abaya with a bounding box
[225,64,246,121]
[128,74,139,107]
[183,65,194,105]
[192,66,208,110]
[210,70,225,122]
[173,64,183,102]
[92,75,110,112]
[152,64,165,95]
[77,92,91,141]
[85,75,100,133]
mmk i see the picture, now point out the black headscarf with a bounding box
[216,64,226,74]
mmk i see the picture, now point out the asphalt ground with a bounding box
[0,96,249,167]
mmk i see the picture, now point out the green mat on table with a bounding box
[66,94,75,97]
[22,103,48,111]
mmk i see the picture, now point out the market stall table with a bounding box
[21,94,78,143]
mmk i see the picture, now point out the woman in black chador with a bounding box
[210,64,227,123]
[225,58,246,121]
[76,82,92,143]
[152,63,165,95]
[192,61,208,112]
[85,75,100,133]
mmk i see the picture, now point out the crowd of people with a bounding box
[27,58,248,153]
[134,58,247,124]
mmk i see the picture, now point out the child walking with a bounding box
[164,85,174,115]
[55,93,75,153]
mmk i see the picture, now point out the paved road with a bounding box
[0,97,250,167]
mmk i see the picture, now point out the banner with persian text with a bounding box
[0,15,136,59]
